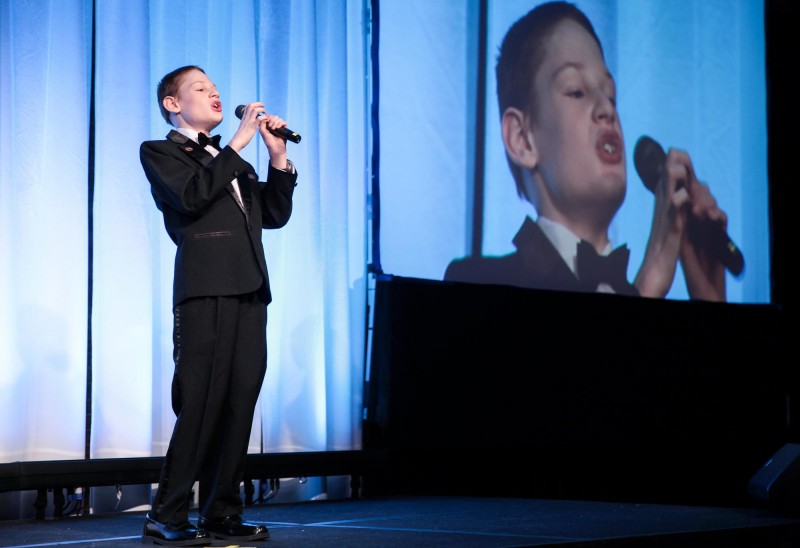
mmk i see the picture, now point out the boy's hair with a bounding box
[496,2,602,196]
[157,65,205,125]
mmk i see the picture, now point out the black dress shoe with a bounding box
[142,513,210,546]
[198,514,270,541]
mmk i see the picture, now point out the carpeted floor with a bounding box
[1,495,799,548]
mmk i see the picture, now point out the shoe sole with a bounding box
[141,534,211,546]
[208,531,271,541]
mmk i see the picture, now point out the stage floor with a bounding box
[1,495,799,547]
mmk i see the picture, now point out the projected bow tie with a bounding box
[576,240,631,293]
[197,133,222,150]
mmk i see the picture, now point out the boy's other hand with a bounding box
[680,177,727,301]
[258,113,288,169]
[635,148,725,301]
[228,102,266,153]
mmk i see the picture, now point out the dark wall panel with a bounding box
[364,276,792,506]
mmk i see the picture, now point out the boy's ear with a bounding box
[162,96,180,116]
[501,107,538,170]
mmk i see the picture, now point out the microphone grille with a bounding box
[633,135,666,193]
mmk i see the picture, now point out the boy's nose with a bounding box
[592,92,616,123]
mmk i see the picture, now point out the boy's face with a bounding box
[164,69,223,133]
[527,19,626,226]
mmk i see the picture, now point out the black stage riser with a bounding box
[364,276,793,507]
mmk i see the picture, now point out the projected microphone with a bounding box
[633,135,744,277]
[234,105,301,143]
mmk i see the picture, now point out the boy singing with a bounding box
[140,65,297,545]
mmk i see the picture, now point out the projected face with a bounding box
[164,68,223,134]
[527,19,626,236]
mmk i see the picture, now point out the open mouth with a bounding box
[597,130,623,163]
[211,100,222,112]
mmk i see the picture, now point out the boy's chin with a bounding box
[586,181,626,219]
[599,174,626,200]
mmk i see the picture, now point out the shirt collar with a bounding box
[175,127,201,144]
[536,216,612,275]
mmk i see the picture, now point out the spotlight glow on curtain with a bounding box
[1,0,367,483]
[0,0,92,462]
[89,0,368,461]
[91,0,157,459]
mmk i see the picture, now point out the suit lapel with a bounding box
[513,217,584,291]
[167,129,214,166]
[239,172,254,217]
[224,177,252,221]
[166,130,250,219]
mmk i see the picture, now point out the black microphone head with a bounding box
[234,104,246,119]
[633,135,666,193]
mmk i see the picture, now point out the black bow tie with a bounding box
[197,133,221,150]
[576,240,631,293]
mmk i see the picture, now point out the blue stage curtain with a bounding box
[1,0,367,492]
[90,0,368,462]
[0,1,92,463]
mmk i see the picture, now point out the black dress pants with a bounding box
[151,290,267,525]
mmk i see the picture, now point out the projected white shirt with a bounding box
[536,216,615,294]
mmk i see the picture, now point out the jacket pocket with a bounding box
[194,231,232,239]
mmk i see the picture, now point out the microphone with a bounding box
[633,135,744,277]
[234,105,301,143]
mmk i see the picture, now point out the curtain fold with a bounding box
[257,0,367,453]
[0,0,92,464]
[91,0,157,459]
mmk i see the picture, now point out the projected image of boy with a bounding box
[445,1,727,301]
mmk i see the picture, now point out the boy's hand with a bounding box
[679,174,727,301]
[228,102,267,153]
[634,148,690,298]
[634,148,726,301]
[228,103,289,169]
[258,114,288,170]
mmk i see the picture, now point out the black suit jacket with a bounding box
[444,216,639,297]
[140,130,297,306]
